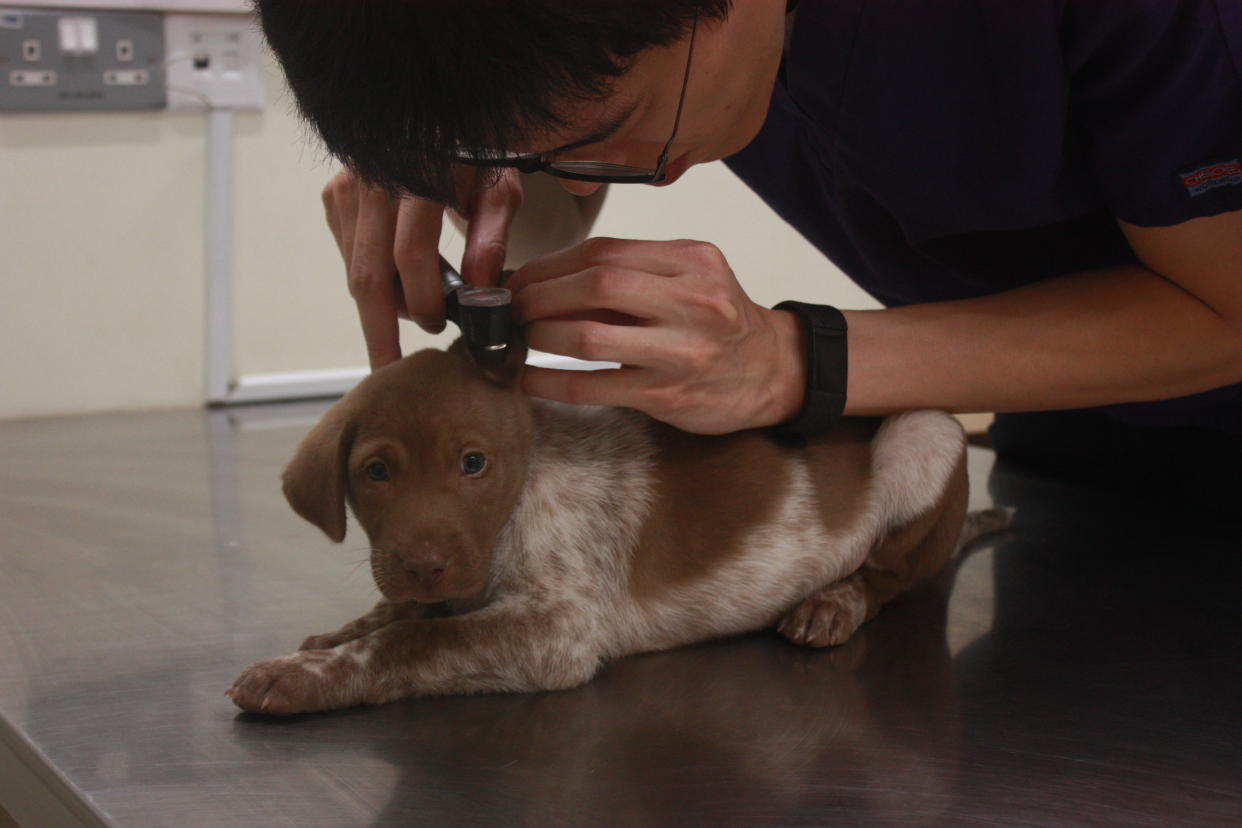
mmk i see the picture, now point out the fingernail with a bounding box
[414,316,445,334]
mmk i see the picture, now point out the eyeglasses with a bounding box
[453,16,697,184]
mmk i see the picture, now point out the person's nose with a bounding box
[557,178,606,197]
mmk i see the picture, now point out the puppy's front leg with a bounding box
[228,604,599,715]
[298,599,441,651]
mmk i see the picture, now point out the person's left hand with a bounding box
[509,237,807,435]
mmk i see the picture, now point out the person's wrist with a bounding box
[766,307,809,426]
[767,301,849,437]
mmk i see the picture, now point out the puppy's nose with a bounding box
[402,546,451,583]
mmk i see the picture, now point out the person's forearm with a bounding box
[841,265,1242,416]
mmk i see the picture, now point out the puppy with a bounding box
[228,341,1003,715]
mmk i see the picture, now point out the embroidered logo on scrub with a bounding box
[1179,158,1242,196]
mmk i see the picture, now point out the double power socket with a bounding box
[0,7,264,112]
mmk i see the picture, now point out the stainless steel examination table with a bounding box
[0,402,1239,827]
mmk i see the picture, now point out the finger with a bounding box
[332,174,362,271]
[462,169,523,287]
[515,266,671,324]
[510,237,685,292]
[524,319,688,371]
[322,185,344,257]
[521,364,647,409]
[348,187,402,369]
[355,293,403,372]
[393,196,447,332]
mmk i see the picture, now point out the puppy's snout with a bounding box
[401,543,452,584]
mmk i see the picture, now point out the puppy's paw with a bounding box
[226,650,365,715]
[778,579,868,649]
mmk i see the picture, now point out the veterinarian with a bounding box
[256,0,1242,504]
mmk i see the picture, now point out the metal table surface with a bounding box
[0,402,1238,827]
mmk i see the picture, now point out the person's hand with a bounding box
[321,167,523,370]
[510,237,808,434]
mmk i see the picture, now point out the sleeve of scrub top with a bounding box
[1063,0,1242,227]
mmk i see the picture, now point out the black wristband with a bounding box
[770,301,848,437]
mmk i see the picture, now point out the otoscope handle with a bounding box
[439,256,467,297]
[439,256,513,359]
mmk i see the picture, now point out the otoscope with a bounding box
[438,255,513,362]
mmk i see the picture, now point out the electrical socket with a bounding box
[163,12,263,111]
[0,8,165,112]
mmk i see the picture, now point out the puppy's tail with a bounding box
[955,506,1015,556]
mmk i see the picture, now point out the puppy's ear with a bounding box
[451,331,528,388]
[281,397,358,542]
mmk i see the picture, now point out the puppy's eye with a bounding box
[365,461,390,482]
[460,452,487,476]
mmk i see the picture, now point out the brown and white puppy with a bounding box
[227,341,1004,715]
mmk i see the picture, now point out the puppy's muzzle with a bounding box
[399,542,452,585]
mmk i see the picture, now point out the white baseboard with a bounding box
[216,367,369,405]
[211,352,617,406]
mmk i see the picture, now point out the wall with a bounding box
[0,48,877,422]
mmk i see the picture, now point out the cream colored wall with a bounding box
[591,163,878,312]
[1,51,877,422]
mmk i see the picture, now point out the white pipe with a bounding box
[204,108,234,404]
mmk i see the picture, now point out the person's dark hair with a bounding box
[253,1,732,209]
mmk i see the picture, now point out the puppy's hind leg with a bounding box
[780,444,974,649]
[777,573,876,648]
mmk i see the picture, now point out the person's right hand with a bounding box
[321,166,523,371]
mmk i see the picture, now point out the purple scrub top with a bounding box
[724,0,1242,434]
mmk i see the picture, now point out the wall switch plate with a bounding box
[163,12,263,111]
[0,7,165,111]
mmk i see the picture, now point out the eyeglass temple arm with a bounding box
[654,16,698,175]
